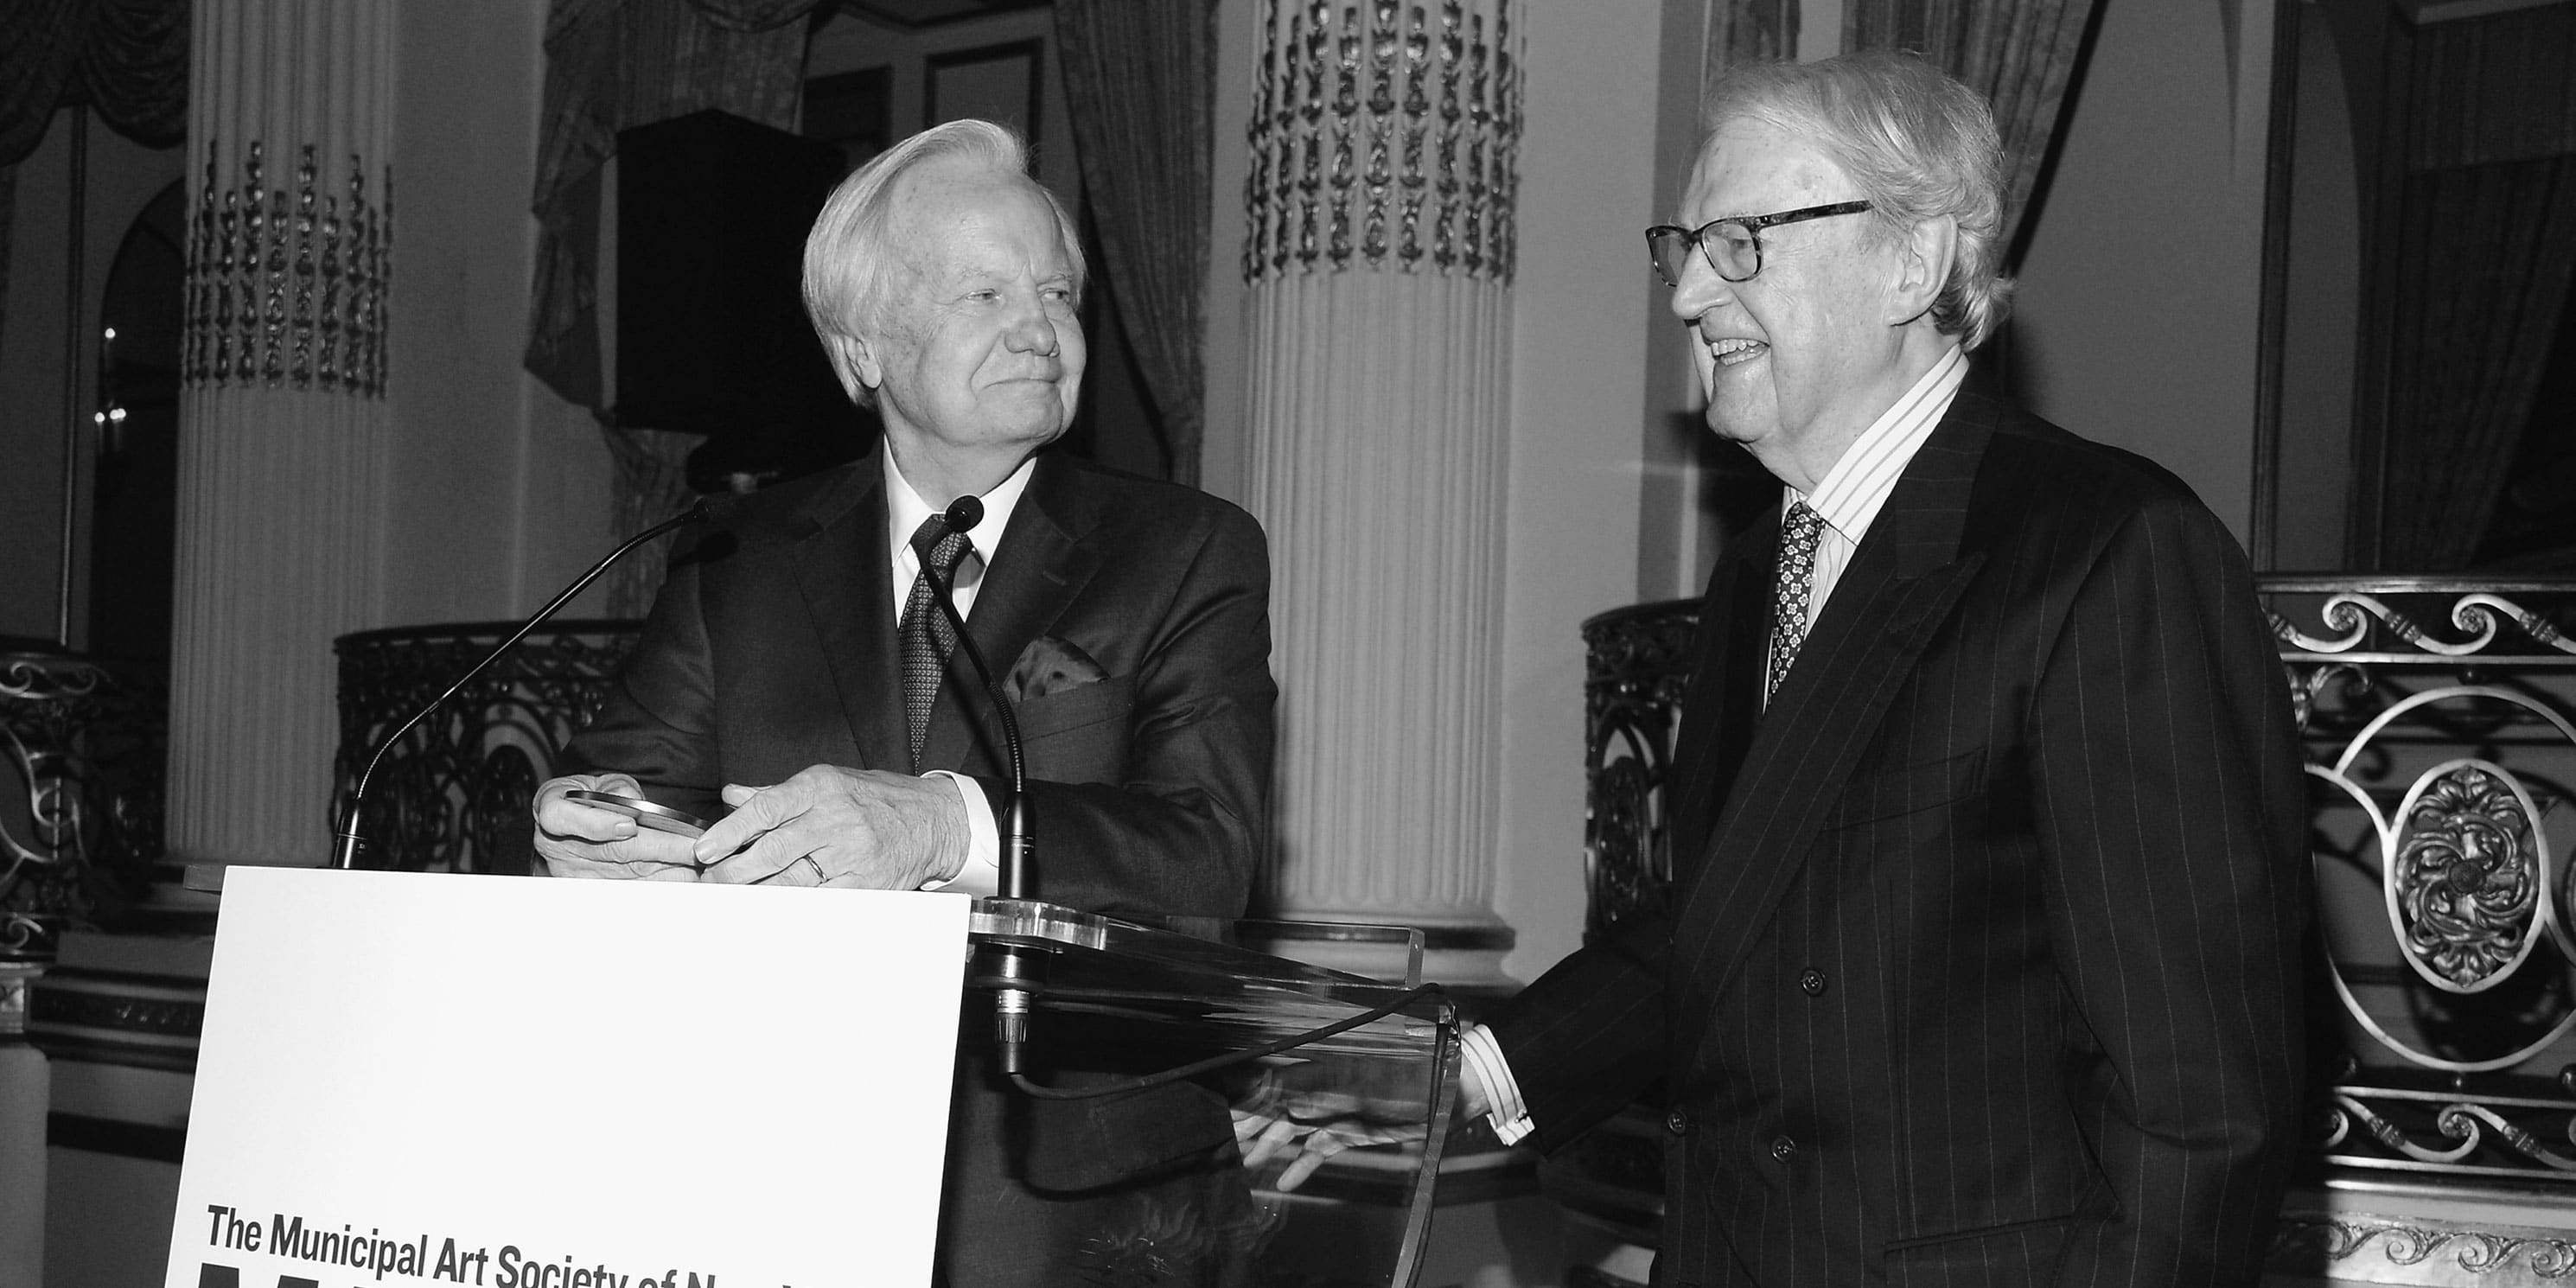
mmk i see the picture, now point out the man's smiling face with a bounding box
[1670,117,1911,492]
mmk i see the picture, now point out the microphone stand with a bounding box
[331,502,715,871]
[917,496,1041,1074]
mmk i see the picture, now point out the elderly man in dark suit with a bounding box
[532,119,1275,1287]
[1457,53,2306,1288]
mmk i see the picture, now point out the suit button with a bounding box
[1769,1134,1798,1163]
[1664,1110,1689,1137]
[1799,968,1827,996]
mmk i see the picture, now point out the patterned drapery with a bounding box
[521,0,823,409]
[2371,8,2576,570]
[1845,0,2100,264]
[0,0,188,363]
[1055,0,1216,486]
[0,0,188,168]
[1704,0,1798,78]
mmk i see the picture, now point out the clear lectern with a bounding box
[968,897,1463,1287]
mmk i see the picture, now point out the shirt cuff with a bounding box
[1459,1022,1534,1145]
[919,770,999,895]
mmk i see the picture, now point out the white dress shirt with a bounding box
[1468,346,1968,1145]
[886,450,1036,894]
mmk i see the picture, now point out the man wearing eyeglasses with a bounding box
[1472,51,2306,1288]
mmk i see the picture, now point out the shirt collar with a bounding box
[1791,345,1967,544]
[886,450,1036,574]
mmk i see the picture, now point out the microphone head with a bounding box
[944,494,985,535]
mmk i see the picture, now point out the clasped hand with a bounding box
[532,765,969,889]
[1231,1060,1485,1192]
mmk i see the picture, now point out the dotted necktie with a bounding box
[1767,501,1827,705]
[901,516,973,772]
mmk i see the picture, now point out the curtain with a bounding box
[521,0,823,409]
[1845,0,2099,263]
[2377,157,2576,570]
[2371,8,2576,570]
[1705,0,1798,78]
[0,0,188,362]
[1054,0,1215,486]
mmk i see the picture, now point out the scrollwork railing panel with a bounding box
[1579,599,1699,941]
[0,647,167,949]
[2267,577,2576,1186]
[331,622,640,875]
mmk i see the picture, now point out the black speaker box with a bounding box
[615,109,868,475]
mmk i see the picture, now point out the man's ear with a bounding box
[826,332,882,401]
[1888,214,1958,327]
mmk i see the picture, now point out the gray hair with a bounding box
[1703,51,2013,350]
[800,118,1086,405]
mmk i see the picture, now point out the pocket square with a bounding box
[1007,634,1107,703]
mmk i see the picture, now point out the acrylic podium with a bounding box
[966,896,1465,1288]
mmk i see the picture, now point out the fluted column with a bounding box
[168,0,394,867]
[1244,0,1522,981]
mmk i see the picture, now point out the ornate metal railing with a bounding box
[331,621,640,874]
[0,646,166,957]
[2266,577,2576,1187]
[1573,577,2576,1198]
[1579,600,1699,941]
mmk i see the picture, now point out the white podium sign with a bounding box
[166,869,969,1288]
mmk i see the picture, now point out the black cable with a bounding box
[1004,983,1447,1100]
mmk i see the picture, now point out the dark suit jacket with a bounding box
[568,446,1274,921]
[1495,392,2307,1288]
[565,446,1276,1281]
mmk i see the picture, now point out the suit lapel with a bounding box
[792,456,909,773]
[1665,526,1775,868]
[920,452,1104,774]
[1673,405,1999,995]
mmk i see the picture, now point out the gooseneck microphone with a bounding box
[916,494,1042,1074]
[331,500,724,870]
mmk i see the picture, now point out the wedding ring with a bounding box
[802,855,827,883]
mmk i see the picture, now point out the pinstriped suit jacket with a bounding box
[1497,392,2307,1287]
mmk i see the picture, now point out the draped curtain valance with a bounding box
[0,0,188,169]
[0,0,188,362]
[522,0,826,410]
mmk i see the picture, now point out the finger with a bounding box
[694,782,798,865]
[537,830,698,879]
[772,854,828,887]
[535,773,640,807]
[535,797,642,843]
[809,839,933,892]
[720,782,759,808]
[699,825,815,885]
[544,826,697,865]
[1278,1145,1336,1193]
[1244,1114,1302,1171]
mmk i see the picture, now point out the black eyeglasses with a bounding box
[1644,201,1873,285]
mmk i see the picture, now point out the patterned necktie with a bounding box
[901,516,973,772]
[1767,501,1827,705]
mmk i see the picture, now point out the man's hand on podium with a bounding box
[1229,1058,1492,1191]
[532,774,702,879]
[691,766,971,889]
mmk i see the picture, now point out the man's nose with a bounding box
[1003,295,1059,354]
[1668,254,1735,323]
